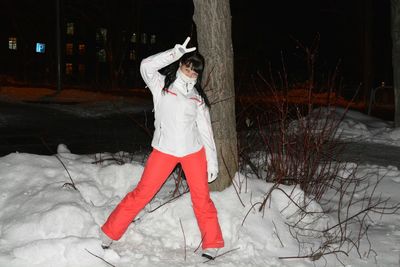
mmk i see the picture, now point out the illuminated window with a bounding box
[78,43,86,55]
[96,28,107,43]
[66,43,73,55]
[129,49,136,61]
[65,63,73,75]
[67,22,74,35]
[8,37,17,50]
[78,64,85,75]
[141,33,147,44]
[97,49,106,62]
[130,33,137,43]
[150,34,156,45]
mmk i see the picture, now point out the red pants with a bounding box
[101,147,224,249]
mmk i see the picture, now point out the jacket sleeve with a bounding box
[140,46,184,101]
[196,103,219,174]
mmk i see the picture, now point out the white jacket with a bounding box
[140,46,218,176]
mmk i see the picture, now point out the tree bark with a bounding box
[392,0,400,126]
[193,0,238,191]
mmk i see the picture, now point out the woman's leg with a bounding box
[102,149,178,240]
[180,148,224,249]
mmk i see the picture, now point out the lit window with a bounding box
[66,43,73,55]
[78,64,85,75]
[129,49,136,61]
[78,43,86,55]
[8,37,17,50]
[150,34,156,45]
[141,33,147,44]
[36,43,46,53]
[97,49,106,62]
[65,63,73,75]
[130,33,137,43]
[96,28,107,43]
[67,22,74,35]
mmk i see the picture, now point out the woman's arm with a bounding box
[140,37,196,96]
[196,103,219,183]
[140,48,181,97]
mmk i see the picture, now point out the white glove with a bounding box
[174,37,196,55]
[208,169,218,183]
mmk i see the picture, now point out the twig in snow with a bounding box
[241,201,262,226]
[179,218,187,261]
[148,190,189,213]
[194,234,207,254]
[220,147,245,207]
[85,249,115,267]
[278,249,348,261]
[272,220,284,248]
[40,138,77,190]
[202,247,241,263]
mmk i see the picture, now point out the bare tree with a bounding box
[392,0,400,126]
[193,0,237,191]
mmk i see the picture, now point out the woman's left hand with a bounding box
[208,170,218,183]
[175,37,196,54]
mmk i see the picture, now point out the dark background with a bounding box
[0,0,394,155]
[0,0,393,97]
[231,1,392,97]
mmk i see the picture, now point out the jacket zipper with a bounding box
[195,122,201,145]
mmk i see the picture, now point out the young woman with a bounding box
[100,37,224,259]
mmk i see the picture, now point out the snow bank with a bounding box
[0,144,399,266]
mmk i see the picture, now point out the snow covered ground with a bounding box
[0,106,400,267]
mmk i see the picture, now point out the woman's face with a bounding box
[179,63,199,79]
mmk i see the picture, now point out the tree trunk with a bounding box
[392,0,400,126]
[193,0,238,191]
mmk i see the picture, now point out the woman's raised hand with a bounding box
[176,37,196,54]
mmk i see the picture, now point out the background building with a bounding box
[0,0,192,90]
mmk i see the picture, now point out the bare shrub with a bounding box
[238,35,348,202]
[275,165,400,263]
[237,38,400,263]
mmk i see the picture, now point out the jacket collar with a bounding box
[174,68,197,95]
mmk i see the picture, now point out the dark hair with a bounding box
[160,52,211,107]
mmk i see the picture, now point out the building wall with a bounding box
[0,0,179,89]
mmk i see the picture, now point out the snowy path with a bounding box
[0,100,153,156]
[340,141,400,168]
